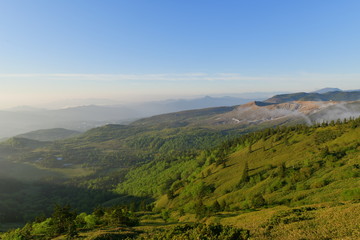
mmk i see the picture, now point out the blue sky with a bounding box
[0,0,359,108]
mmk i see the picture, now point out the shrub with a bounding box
[102,206,139,227]
[133,223,250,240]
[75,212,87,228]
[1,229,24,240]
[31,218,53,236]
[84,214,99,229]
[248,193,266,208]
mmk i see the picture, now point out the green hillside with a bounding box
[265,90,360,103]
[2,118,359,239]
[114,118,360,209]
[0,137,50,159]
[114,118,360,239]
[16,128,81,142]
[0,103,359,239]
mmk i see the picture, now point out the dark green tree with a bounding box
[51,204,77,236]
[277,162,286,178]
[249,194,266,208]
[211,200,222,213]
[239,161,249,185]
[194,199,208,219]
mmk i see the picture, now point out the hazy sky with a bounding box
[0,0,359,108]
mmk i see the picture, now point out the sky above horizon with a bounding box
[0,0,359,108]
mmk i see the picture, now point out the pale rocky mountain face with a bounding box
[208,100,360,126]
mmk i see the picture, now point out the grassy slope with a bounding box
[167,125,360,210]
[115,123,360,209]
[209,128,357,203]
[216,202,360,239]
[110,121,360,239]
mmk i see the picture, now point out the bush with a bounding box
[31,218,53,236]
[75,212,87,228]
[133,223,250,240]
[85,214,99,229]
[102,206,139,227]
[248,194,266,208]
[1,229,25,240]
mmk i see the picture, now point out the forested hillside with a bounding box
[1,117,359,239]
[116,117,360,211]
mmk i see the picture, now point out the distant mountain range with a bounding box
[0,96,258,138]
[1,89,360,139]
[8,96,359,169]
[132,100,360,132]
[130,89,360,130]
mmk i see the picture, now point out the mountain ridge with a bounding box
[15,128,81,142]
[265,90,360,103]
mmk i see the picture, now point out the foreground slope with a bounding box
[114,118,360,239]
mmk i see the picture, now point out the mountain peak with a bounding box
[312,88,342,94]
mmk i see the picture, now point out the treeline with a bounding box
[1,204,139,240]
[134,223,250,240]
[0,178,125,223]
[1,205,252,240]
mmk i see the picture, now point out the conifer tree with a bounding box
[211,200,221,213]
[238,161,249,187]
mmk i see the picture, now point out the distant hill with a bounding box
[0,105,140,138]
[128,96,258,116]
[132,100,360,130]
[0,137,51,158]
[265,90,360,103]
[16,128,81,141]
[312,87,342,93]
[1,90,358,139]
[5,91,359,139]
